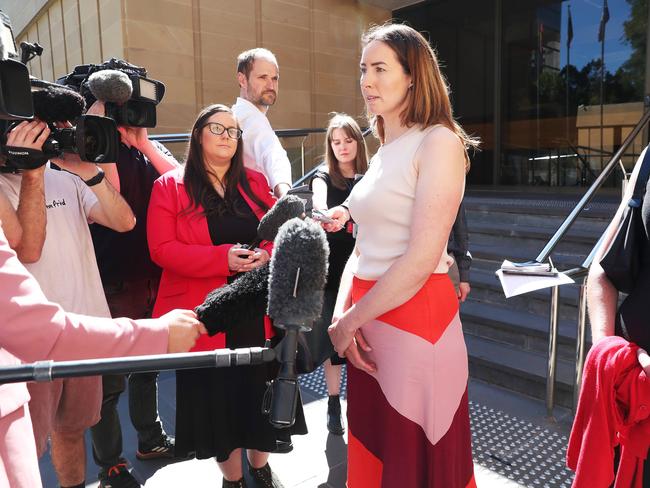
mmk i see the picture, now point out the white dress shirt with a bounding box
[232,97,292,190]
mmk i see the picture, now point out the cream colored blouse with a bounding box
[348,124,454,281]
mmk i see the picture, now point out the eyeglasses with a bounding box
[202,122,243,140]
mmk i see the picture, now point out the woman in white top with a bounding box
[326,24,479,487]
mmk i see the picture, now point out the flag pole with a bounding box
[600,36,605,170]
[536,21,542,184]
[598,0,609,171]
[566,4,572,145]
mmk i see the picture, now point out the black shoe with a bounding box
[222,477,247,488]
[98,462,141,488]
[327,395,345,435]
[273,439,293,454]
[136,434,175,460]
[249,463,284,488]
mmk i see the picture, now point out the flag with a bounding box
[567,5,574,47]
[598,0,609,42]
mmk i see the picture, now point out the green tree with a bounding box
[616,0,647,99]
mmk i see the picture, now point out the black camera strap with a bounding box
[2,146,48,170]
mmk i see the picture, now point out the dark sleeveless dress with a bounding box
[310,170,356,365]
[616,176,650,349]
[175,192,307,462]
[612,174,650,483]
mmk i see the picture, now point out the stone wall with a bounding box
[8,0,389,139]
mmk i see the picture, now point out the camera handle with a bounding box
[20,41,43,65]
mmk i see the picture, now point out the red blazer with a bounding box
[147,167,276,351]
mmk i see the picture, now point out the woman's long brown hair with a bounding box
[362,23,479,169]
[324,113,369,189]
[183,104,270,217]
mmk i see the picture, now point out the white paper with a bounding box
[496,267,575,298]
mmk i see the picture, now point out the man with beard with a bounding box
[233,48,292,198]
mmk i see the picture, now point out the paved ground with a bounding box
[39,369,575,488]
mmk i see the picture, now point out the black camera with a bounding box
[41,115,120,163]
[0,11,119,170]
[58,58,165,128]
[105,99,157,128]
[104,72,164,127]
[0,11,34,121]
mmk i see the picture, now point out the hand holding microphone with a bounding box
[195,196,305,334]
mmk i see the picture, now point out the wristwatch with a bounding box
[83,167,105,187]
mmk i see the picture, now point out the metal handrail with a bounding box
[149,128,327,182]
[536,105,650,265]
[149,128,326,145]
[541,97,650,416]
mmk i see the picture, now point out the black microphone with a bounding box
[243,195,305,251]
[265,217,329,427]
[195,263,270,336]
[31,84,85,123]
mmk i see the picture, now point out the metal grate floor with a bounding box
[300,366,575,488]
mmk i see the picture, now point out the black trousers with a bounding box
[91,372,164,469]
[90,278,165,470]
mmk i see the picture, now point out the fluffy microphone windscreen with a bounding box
[267,218,329,328]
[195,263,269,336]
[32,86,85,123]
[87,69,133,104]
[257,195,305,242]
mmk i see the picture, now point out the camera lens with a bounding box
[84,134,98,157]
[126,104,146,126]
[74,115,119,162]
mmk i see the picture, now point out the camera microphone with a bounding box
[265,217,329,427]
[244,194,305,251]
[87,69,133,105]
[31,84,85,123]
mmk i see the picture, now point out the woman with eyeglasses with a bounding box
[147,104,304,488]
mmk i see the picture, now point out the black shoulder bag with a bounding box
[600,146,650,294]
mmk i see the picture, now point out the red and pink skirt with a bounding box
[347,273,476,488]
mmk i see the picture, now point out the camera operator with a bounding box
[82,96,181,488]
[0,120,49,254]
[0,115,136,488]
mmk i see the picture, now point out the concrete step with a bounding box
[465,202,613,235]
[464,193,618,220]
[468,222,600,256]
[466,267,581,321]
[460,300,584,361]
[465,334,576,409]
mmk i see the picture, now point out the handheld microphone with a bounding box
[243,195,305,251]
[265,217,329,427]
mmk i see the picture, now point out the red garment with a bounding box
[567,336,650,488]
[147,167,276,351]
